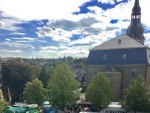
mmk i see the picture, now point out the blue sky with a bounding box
[0,0,150,58]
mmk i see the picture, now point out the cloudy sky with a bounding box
[0,0,150,58]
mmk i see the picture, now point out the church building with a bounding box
[86,0,150,101]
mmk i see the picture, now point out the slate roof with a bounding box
[91,34,147,51]
[86,48,149,65]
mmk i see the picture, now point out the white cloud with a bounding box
[40,46,58,51]
[98,0,115,4]
[0,50,22,53]
[12,37,36,41]
[0,19,23,31]
[116,0,124,2]
[11,37,48,43]
[36,27,72,42]
[0,42,35,50]
[0,0,90,20]
[59,45,69,50]
[9,32,26,36]
[5,38,11,42]
[0,0,150,58]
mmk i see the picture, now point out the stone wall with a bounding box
[86,64,148,101]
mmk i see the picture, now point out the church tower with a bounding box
[126,0,145,44]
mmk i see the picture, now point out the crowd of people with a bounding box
[64,104,101,113]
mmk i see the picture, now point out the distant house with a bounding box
[74,68,86,86]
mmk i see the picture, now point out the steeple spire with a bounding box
[126,0,145,44]
[132,0,141,15]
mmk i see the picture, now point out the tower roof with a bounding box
[126,0,144,44]
[132,0,141,15]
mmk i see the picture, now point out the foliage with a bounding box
[47,66,55,79]
[47,63,79,109]
[66,56,73,61]
[0,89,9,112]
[38,66,48,88]
[38,66,54,88]
[73,58,87,64]
[31,65,41,78]
[1,59,34,102]
[23,78,47,106]
[86,72,113,108]
[73,63,84,68]
[80,86,86,93]
[121,75,150,113]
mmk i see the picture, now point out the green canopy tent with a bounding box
[3,106,28,113]
[3,106,16,113]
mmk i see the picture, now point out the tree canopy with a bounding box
[38,66,48,88]
[86,72,113,108]
[47,63,79,109]
[1,59,34,102]
[23,78,47,106]
[0,89,9,112]
[121,75,150,113]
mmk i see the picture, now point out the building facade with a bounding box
[86,0,150,101]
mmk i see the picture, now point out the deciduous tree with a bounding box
[23,78,47,106]
[0,89,9,112]
[47,63,79,109]
[121,75,150,113]
[86,72,113,108]
[1,59,34,102]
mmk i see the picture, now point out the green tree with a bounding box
[47,63,79,110]
[23,78,47,106]
[86,72,113,108]
[47,66,55,79]
[121,75,150,113]
[1,59,34,102]
[31,65,41,78]
[38,66,48,88]
[0,89,9,112]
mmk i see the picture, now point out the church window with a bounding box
[94,69,98,75]
[123,54,127,59]
[131,69,138,79]
[103,55,107,59]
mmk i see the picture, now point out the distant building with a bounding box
[74,68,86,86]
[86,0,150,101]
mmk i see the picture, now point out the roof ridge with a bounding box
[90,34,146,51]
